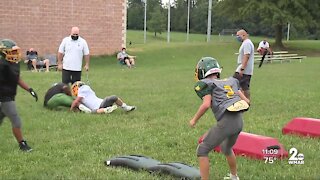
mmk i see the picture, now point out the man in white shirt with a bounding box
[57,27,90,84]
[70,81,136,114]
[257,39,272,55]
[234,29,255,100]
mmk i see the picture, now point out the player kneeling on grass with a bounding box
[44,82,91,113]
[189,57,250,180]
[70,81,136,114]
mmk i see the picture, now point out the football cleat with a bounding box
[104,105,118,114]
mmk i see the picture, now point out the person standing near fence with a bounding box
[234,29,254,100]
[57,26,90,85]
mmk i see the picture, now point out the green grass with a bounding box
[0,30,319,179]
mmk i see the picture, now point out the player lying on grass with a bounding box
[44,82,91,113]
[189,57,250,180]
[70,81,136,114]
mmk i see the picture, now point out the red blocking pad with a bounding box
[282,117,320,138]
[198,132,288,160]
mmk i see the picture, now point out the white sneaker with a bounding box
[224,173,240,180]
[123,105,136,112]
[104,105,118,114]
[79,104,92,113]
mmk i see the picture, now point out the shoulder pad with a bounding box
[194,81,207,92]
[194,80,212,99]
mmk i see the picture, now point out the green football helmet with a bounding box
[0,39,22,63]
[194,57,222,81]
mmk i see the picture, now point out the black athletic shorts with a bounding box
[62,69,81,85]
[233,72,251,91]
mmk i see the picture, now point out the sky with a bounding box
[162,0,170,5]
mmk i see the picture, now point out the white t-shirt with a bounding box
[78,85,103,110]
[236,39,255,75]
[117,51,128,60]
[257,41,269,50]
[58,36,90,71]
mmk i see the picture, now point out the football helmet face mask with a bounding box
[0,39,22,63]
[71,81,85,97]
[195,57,222,81]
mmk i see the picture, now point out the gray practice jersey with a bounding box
[195,77,241,121]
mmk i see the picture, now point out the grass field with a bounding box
[0,30,319,180]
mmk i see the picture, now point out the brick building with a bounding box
[0,0,126,56]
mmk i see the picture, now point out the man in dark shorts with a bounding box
[234,29,254,100]
[57,27,90,84]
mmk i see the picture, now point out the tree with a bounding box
[127,0,319,41]
[190,0,209,33]
[127,0,144,30]
[217,0,319,48]
[147,5,166,36]
[170,0,188,32]
[305,0,320,39]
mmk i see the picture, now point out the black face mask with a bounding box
[71,35,79,40]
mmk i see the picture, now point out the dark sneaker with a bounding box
[19,140,32,152]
